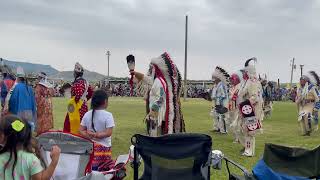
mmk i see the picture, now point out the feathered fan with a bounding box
[244,57,257,67]
[127,55,135,96]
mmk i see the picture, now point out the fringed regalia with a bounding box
[135,52,185,137]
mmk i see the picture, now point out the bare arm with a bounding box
[79,125,92,139]
[32,146,61,180]
[94,127,113,139]
[130,70,144,82]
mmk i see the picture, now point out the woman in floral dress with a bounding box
[35,72,54,135]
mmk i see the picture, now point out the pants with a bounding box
[315,113,319,124]
[239,118,257,157]
[229,111,240,141]
[300,113,313,135]
[314,111,319,131]
[212,111,228,133]
[218,114,228,133]
[263,102,273,118]
[211,110,219,131]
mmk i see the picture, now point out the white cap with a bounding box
[16,66,25,77]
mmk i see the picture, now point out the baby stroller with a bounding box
[37,131,130,180]
[223,143,320,180]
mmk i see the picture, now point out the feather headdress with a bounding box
[244,57,257,77]
[306,71,320,86]
[212,66,230,87]
[150,52,185,134]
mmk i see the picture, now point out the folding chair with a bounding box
[223,157,255,180]
[253,143,320,180]
[224,143,320,180]
[131,133,213,180]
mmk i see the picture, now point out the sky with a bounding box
[0,0,319,82]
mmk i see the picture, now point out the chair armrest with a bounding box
[224,156,251,177]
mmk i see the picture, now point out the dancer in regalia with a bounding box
[260,76,273,118]
[128,52,185,137]
[238,58,263,157]
[210,67,230,134]
[63,62,93,134]
[229,71,243,142]
[296,71,320,136]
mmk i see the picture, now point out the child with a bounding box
[0,115,61,180]
[80,89,115,171]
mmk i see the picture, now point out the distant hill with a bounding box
[0,58,121,82]
[1,59,59,76]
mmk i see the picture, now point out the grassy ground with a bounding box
[52,97,320,179]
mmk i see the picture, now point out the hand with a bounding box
[249,99,257,106]
[132,71,144,81]
[50,145,61,164]
[87,131,96,138]
[148,110,158,119]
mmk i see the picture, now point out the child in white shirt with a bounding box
[80,89,115,171]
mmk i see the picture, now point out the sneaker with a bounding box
[220,130,227,134]
[242,151,253,157]
[211,128,220,133]
[302,131,311,136]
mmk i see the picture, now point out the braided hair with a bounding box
[0,115,32,179]
[90,89,108,132]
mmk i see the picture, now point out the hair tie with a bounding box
[11,120,25,132]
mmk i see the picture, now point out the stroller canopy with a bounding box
[37,131,94,180]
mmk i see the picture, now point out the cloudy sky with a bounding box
[0,0,319,82]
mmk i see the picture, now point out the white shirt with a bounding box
[81,110,115,147]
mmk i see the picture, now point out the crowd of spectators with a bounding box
[53,81,299,101]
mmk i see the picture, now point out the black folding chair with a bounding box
[131,133,212,180]
[224,143,320,180]
[224,157,255,180]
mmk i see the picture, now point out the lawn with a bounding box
[52,97,320,179]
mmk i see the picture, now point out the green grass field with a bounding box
[52,97,320,179]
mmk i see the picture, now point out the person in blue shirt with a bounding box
[8,66,36,131]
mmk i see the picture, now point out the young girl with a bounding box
[80,89,115,171]
[0,115,61,180]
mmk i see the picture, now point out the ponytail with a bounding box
[90,89,108,133]
[91,109,96,132]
